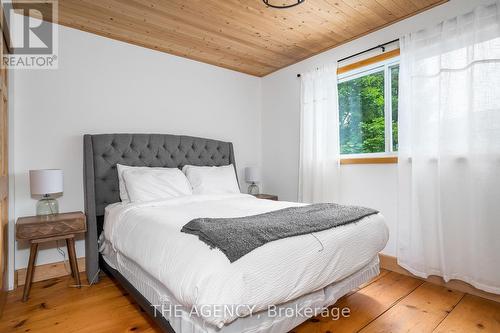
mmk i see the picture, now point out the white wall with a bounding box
[261,0,492,256]
[10,22,262,283]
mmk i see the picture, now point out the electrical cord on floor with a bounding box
[68,268,100,288]
[56,240,100,288]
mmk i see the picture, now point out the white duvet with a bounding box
[102,194,388,328]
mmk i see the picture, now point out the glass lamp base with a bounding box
[248,183,260,195]
[36,198,59,215]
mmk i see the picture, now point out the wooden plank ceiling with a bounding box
[18,0,448,76]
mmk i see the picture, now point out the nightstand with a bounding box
[16,211,86,302]
[253,194,278,201]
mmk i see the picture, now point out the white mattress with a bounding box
[102,246,380,333]
[101,194,389,328]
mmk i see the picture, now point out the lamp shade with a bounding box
[245,167,261,183]
[29,169,63,195]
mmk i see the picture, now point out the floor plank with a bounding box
[0,272,161,333]
[292,271,423,333]
[360,282,464,333]
[433,294,500,333]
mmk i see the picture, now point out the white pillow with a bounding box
[116,164,137,202]
[122,167,192,203]
[116,164,188,202]
[182,164,240,195]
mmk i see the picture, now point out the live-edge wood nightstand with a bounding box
[16,211,86,302]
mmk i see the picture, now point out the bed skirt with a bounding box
[102,249,380,333]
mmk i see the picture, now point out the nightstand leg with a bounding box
[65,238,75,278]
[67,238,81,288]
[22,243,38,302]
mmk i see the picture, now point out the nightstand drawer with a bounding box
[253,194,278,201]
[16,212,86,240]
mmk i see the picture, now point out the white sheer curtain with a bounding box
[299,64,340,203]
[398,1,500,293]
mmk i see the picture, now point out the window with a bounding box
[338,57,399,157]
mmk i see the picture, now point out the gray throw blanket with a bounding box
[181,203,378,263]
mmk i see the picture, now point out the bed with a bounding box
[83,133,389,333]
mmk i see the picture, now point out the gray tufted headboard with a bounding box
[83,133,237,283]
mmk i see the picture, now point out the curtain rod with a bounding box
[296,38,399,77]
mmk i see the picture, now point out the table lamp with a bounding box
[29,169,63,215]
[245,167,261,195]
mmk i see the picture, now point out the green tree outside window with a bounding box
[338,63,399,154]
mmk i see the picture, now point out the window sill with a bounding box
[340,156,398,165]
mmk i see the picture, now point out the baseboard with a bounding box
[15,257,85,288]
[379,254,500,303]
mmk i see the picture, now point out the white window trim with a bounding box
[338,56,400,157]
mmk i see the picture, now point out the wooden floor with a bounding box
[1,270,499,333]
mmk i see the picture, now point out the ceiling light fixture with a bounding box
[262,0,305,9]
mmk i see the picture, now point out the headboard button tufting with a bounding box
[85,134,237,220]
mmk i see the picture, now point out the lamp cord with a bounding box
[56,240,100,288]
[68,269,100,288]
[56,240,70,274]
[52,198,99,287]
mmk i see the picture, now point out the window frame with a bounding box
[337,50,400,164]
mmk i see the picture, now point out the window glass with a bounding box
[338,70,385,154]
[338,60,400,155]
